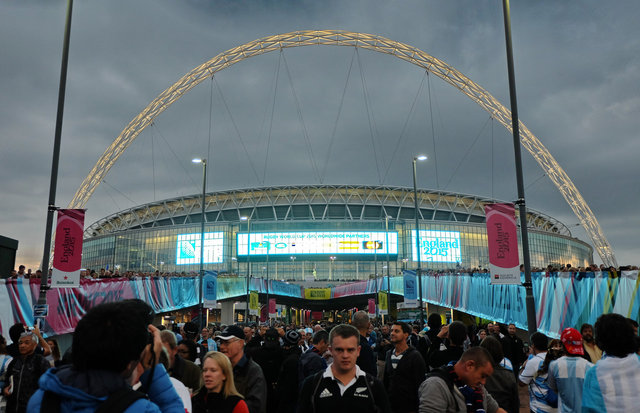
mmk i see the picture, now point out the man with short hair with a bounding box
[547,328,593,413]
[197,327,217,352]
[351,310,377,376]
[383,322,426,413]
[299,329,330,381]
[298,324,391,413]
[428,321,467,369]
[217,324,267,413]
[582,313,640,412]
[2,331,50,413]
[518,332,553,413]
[376,324,393,380]
[418,346,506,413]
[503,323,524,376]
[160,330,202,392]
[26,299,184,412]
[580,323,602,363]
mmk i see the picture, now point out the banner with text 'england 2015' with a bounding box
[52,209,85,288]
[485,204,520,284]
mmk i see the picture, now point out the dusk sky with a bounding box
[1,1,638,270]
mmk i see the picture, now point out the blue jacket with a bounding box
[26,364,184,413]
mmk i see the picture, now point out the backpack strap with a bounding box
[95,388,147,413]
[364,373,378,412]
[425,367,460,411]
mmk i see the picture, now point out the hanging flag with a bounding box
[268,298,277,317]
[403,270,418,307]
[249,291,259,315]
[485,203,521,284]
[51,209,85,288]
[378,291,389,315]
[368,298,376,317]
[203,271,217,308]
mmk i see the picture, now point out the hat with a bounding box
[283,329,301,346]
[561,327,584,355]
[183,321,199,336]
[218,325,245,341]
[264,328,279,342]
[305,327,313,334]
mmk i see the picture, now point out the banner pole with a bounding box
[38,0,74,306]
[502,0,537,336]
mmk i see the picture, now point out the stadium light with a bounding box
[192,158,207,330]
[412,154,427,325]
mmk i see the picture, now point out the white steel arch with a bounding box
[68,30,616,266]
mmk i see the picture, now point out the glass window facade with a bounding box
[83,219,592,279]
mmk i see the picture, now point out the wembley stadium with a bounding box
[81,184,593,280]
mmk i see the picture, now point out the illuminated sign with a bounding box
[176,232,224,265]
[411,230,461,263]
[237,231,398,256]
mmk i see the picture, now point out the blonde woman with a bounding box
[192,351,248,413]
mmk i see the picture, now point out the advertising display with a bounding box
[485,204,521,284]
[203,271,218,308]
[237,231,398,256]
[176,232,224,265]
[411,230,461,263]
[378,291,388,315]
[403,270,418,307]
[52,209,85,288]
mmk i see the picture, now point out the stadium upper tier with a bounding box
[82,185,592,275]
[86,185,571,236]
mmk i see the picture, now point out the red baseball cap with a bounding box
[561,327,584,355]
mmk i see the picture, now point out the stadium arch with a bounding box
[67,30,617,266]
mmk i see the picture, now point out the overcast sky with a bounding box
[1,0,638,270]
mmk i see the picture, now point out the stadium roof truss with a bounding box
[86,185,571,239]
[69,30,616,266]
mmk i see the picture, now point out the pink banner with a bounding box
[269,298,276,316]
[52,209,85,288]
[485,203,520,284]
[368,298,376,316]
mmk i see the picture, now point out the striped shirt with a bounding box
[582,353,640,413]
[547,355,593,413]
[519,353,556,413]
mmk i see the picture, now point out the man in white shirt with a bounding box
[519,332,555,413]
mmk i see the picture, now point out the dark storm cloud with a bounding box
[1,0,637,268]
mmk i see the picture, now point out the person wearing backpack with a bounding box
[26,299,184,413]
[298,324,391,413]
[418,346,506,413]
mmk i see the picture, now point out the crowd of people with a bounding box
[0,300,639,413]
[6,261,640,281]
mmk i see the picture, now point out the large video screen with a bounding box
[176,232,224,265]
[237,231,398,256]
[411,230,461,263]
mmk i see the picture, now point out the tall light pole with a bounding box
[192,158,207,329]
[412,155,427,325]
[385,216,392,295]
[329,256,336,281]
[241,216,251,323]
[290,256,296,280]
[502,0,537,337]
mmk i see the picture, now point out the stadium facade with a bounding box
[82,185,593,280]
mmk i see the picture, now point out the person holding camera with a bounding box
[27,299,184,412]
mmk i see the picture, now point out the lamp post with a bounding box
[241,216,251,323]
[329,256,336,281]
[290,256,296,280]
[385,216,392,295]
[192,158,207,330]
[412,155,427,325]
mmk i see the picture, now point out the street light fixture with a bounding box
[192,158,207,330]
[412,154,427,325]
[329,256,336,281]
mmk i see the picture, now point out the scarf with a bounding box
[446,363,486,413]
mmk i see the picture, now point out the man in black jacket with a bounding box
[383,322,426,413]
[298,324,391,413]
[3,331,50,413]
[352,311,377,376]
